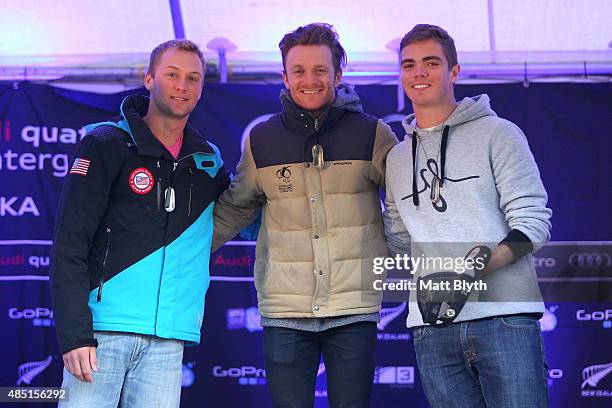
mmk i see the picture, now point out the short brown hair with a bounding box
[400,24,458,69]
[147,39,206,75]
[279,23,347,74]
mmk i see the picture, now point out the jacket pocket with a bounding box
[97,227,111,302]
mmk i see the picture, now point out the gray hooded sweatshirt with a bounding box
[384,94,552,328]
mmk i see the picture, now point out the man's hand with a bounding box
[62,346,97,383]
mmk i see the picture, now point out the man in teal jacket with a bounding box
[51,39,228,407]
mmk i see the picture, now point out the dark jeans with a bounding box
[263,321,377,408]
[413,315,549,408]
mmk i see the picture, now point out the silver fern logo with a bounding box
[582,362,612,389]
[16,355,52,385]
[378,302,407,330]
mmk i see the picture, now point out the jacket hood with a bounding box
[279,83,363,114]
[402,94,497,134]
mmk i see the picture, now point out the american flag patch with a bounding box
[69,158,91,176]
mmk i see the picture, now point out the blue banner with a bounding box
[0,81,611,407]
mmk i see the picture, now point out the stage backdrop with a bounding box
[0,82,611,407]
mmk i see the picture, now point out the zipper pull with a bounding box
[188,168,193,217]
[314,118,319,131]
[97,282,104,302]
[173,162,178,171]
[97,227,111,302]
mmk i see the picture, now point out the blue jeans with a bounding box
[263,322,377,408]
[59,331,184,408]
[413,315,549,408]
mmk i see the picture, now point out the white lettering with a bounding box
[8,307,53,319]
[212,365,266,378]
[534,257,556,268]
[576,309,612,320]
[19,153,37,170]
[28,256,50,269]
[0,149,68,177]
[548,369,563,379]
[60,128,77,144]
[42,127,58,144]
[21,125,86,148]
[0,196,40,216]
[22,126,40,147]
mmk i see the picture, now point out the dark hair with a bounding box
[400,24,458,69]
[147,39,206,75]
[279,23,347,73]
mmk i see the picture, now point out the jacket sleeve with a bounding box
[50,130,120,355]
[490,120,552,254]
[212,134,265,251]
[383,164,412,258]
[215,165,231,198]
[369,119,399,187]
[206,141,231,198]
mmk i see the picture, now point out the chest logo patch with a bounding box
[276,166,293,193]
[129,167,155,195]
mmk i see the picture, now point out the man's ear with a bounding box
[334,70,342,87]
[144,72,153,91]
[450,64,460,85]
[282,70,290,89]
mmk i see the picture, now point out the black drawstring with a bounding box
[411,125,451,206]
[411,130,419,206]
[440,125,450,186]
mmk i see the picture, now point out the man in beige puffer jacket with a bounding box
[213,23,397,408]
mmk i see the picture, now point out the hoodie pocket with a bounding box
[97,227,111,302]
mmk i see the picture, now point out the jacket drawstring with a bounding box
[440,125,450,186]
[411,130,419,206]
[411,125,450,206]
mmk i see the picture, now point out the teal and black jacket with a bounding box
[50,95,229,355]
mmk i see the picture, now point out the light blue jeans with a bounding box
[412,315,549,408]
[59,331,183,408]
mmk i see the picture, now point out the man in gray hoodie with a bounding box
[383,24,552,407]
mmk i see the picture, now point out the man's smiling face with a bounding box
[401,39,459,110]
[282,44,341,112]
[145,48,204,119]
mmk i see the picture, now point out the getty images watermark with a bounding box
[371,253,488,293]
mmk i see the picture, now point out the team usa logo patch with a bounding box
[129,167,154,195]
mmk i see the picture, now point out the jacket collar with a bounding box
[119,94,213,160]
[279,84,363,134]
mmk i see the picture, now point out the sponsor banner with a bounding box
[7,307,54,328]
[378,302,411,342]
[211,244,255,277]
[2,82,612,408]
[581,362,612,399]
[576,304,612,329]
[374,366,415,386]
[211,365,267,386]
[226,306,262,332]
[0,243,52,276]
